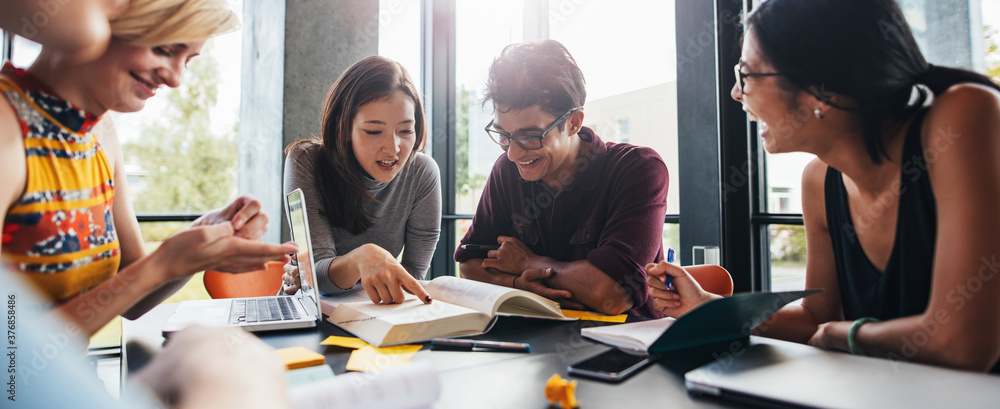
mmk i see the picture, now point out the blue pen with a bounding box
[663,248,675,290]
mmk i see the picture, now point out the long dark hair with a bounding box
[286,56,426,235]
[747,0,1000,163]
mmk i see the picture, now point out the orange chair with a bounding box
[684,264,734,296]
[203,261,287,299]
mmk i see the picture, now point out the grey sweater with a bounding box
[283,142,441,295]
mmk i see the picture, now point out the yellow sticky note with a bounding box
[561,309,628,323]
[274,346,325,370]
[345,345,422,372]
[373,344,422,355]
[320,335,371,349]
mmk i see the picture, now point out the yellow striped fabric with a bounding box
[1,64,121,303]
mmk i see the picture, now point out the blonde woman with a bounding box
[0,0,296,337]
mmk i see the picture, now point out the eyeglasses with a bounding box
[734,62,787,95]
[484,107,581,151]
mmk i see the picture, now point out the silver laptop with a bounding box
[684,337,1000,408]
[162,188,320,333]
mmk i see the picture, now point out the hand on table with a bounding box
[807,321,851,352]
[512,268,581,308]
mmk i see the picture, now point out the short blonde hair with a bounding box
[110,0,239,46]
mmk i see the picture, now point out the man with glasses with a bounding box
[454,39,669,318]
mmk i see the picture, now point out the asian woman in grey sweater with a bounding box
[283,56,441,305]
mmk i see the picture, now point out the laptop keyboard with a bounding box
[228,297,301,324]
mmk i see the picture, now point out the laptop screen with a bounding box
[285,188,320,317]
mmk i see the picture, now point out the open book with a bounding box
[326,276,571,347]
[583,290,820,354]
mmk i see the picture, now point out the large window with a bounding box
[454,1,525,216]
[549,0,681,259]
[378,0,422,88]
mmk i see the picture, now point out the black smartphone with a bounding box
[567,349,653,383]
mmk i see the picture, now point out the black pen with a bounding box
[460,244,499,251]
[431,338,530,352]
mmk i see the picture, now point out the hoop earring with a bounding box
[814,108,824,120]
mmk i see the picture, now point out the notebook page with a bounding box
[581,317,677,352]
[289,361,439,409]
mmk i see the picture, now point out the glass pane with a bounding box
[454,1,524,214]
[899,0,991,73]
[763,151,814,214]
[769,224,807,291]
[378,0,422,88]
[549,0,680,215]
[11,35,41,67]
[663,223,680,264]
[117,4,243,214]
[984,0,1000,83]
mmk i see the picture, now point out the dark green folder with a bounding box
[649,290,821,354]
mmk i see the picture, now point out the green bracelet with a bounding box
[848,317,879,355]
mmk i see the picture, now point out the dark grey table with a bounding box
[123,303,738,408]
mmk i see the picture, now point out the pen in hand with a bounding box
[662,248,675,290]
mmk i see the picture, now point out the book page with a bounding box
[494,294,566,319]
[581,317,676,352]
[425,276,515,315]
[333,296,481,326]
[318,283,370,315]
[328,296,491,346]
[290,361,439,409]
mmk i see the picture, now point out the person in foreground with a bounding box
[283,56,441,305]
[455,39,669,317]
[0,0,128,62]
[648,0,1000,372]
[0,0,297,338]
[4,267,290,408]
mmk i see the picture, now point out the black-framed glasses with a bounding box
[734,62,786,95]
[484,107,582,151]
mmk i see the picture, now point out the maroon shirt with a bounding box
[455,128,668,318]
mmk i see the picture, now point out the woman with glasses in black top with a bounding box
[648,0,1000,373]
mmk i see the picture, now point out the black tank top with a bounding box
[825,109,936,321]
[825,109,1000,373]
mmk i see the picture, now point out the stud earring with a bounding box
[814,108,824,120]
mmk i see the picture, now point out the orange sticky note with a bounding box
[274,346,325,370]
[561,309,628,323]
